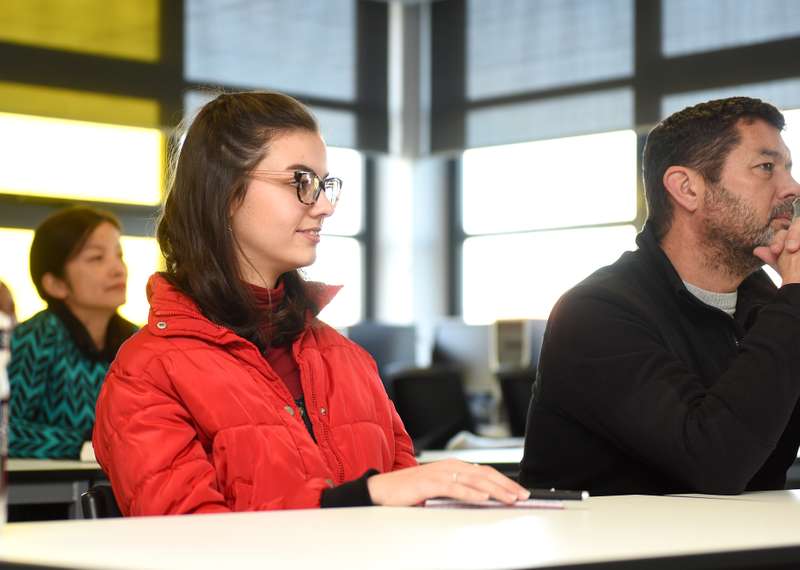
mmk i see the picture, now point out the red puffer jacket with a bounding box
[93,274,416,516]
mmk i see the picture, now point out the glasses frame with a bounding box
[249,169,342,207]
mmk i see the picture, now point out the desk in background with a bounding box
[7,459,105,520]
[417,446,523,479]
[3,491,800,569]
[419,446,800,487]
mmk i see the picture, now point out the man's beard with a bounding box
[701,183,780,279]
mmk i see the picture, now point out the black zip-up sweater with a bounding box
[521,223,800,495]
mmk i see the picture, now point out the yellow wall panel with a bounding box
[0,82,160,129]
[0,0,160,62]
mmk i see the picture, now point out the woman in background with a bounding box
[8,207,137,458]
[94,91,529,515]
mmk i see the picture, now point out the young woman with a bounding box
[93,91,528,515]
[8,207,137,459]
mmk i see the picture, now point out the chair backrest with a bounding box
[81,484,122,519]
[493,319,546,436]
[525,319,548,369]
[389,365,474,451]
[497,368,535,437]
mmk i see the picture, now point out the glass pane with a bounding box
[462,130,637,234]
[663,0,800,57]
[0,112,163,205]
[323,147,363,236]
[0,81,160,129]
[784,108,800,164]
[118,236,162,326]
[467,0,633,100]
[0,229,160,325]
[466,88,633,148]
[661,78,800,120]
[313,107,358,150]
[0,228,39,323]
[303,236,362,327]
[462,225,637,324]
[185,0,356,101]
[0,0,160,62]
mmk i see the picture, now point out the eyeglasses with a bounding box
[249,169,342,207]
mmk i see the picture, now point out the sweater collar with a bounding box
[635,221,777,323]
[48,301,135,362]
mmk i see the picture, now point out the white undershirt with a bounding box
[683,282,737,317]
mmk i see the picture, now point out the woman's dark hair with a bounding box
[642,96,785,240]
[31,206,121,304]
[157,91,320,349]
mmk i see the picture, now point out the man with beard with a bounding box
[521,97,800,495]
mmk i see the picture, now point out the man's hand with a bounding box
[754,217,800,285]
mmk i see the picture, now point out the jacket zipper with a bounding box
[297,350,345,485]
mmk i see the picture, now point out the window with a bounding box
[461,130,638,324]
[304,147,365,327]
[185,0,356,101]
[466,88,634,149]
[0,112,163,205]
[784,108,800,158]
[466,0,633,100]
[462,130,637,234]
[462,226,636,323]
[661,78,800,120]
[662,0,800,57]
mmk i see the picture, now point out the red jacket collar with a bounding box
[145,273,342,342]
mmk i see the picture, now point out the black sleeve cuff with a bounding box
[778,282,800,307]
[320,469,379,508]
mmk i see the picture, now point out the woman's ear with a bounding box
[663,165,703,214]
[41,272,69,300]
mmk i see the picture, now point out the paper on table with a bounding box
[80,440,96,462]
[424,498,564,509]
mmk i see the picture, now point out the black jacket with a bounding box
[520,223,800,495]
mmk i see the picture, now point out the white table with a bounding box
[7,459,105,519]
[3,491,800,569]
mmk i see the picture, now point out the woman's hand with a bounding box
[366,459,530,507]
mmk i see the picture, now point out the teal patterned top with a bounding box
[8,309,136,459]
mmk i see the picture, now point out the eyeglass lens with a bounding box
[296,172,341,206]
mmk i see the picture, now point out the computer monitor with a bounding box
[432,319,493,395]
[345,322,416,380]
[491,319,548,371]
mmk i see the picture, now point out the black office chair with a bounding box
[81,484,122,519]
[387,365,475,451]
[496,368,534,437]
